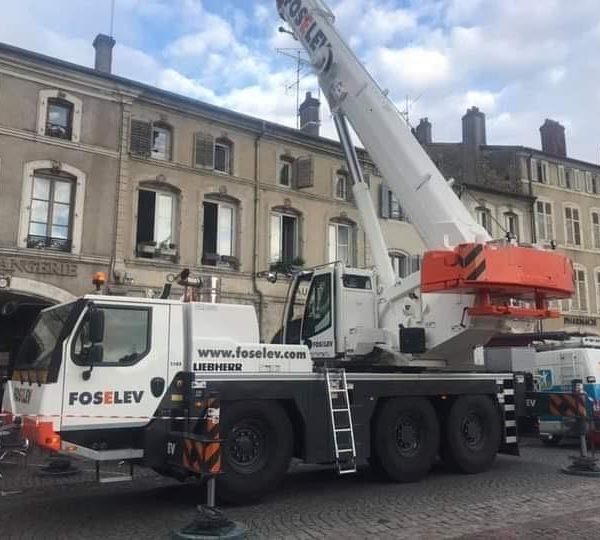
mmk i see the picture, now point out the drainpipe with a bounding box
[524,152,536,243]
[109,98,126,288]
[252,122,267,341]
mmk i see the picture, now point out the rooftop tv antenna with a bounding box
[276,27,319,128]
[110,0,115,37]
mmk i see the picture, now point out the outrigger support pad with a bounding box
[172,505,247,540]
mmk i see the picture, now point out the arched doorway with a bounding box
[0,278,75,383]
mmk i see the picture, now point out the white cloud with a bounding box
[371,47,451,91]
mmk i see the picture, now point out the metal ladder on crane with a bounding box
[324,368,357,474]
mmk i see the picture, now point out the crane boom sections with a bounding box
[277,0,490,251]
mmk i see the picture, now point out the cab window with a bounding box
[72,306,151,366]
[302,273,332,339]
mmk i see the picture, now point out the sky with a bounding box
[2,0,600,163]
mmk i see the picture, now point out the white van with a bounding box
[533,337,600,445]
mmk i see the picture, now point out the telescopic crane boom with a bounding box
[277,0,573,366]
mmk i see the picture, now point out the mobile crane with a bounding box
[1,0,574,504]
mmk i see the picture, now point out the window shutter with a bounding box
[194,132,215,169]
[294,156,314,188]
[130,120,152,157]
[379,183,390,218]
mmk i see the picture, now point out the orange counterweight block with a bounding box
[421,242,575,319]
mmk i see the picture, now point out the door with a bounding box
[61,302,170,436]
[301,271,335,359]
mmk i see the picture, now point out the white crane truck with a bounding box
[1,0,574,503]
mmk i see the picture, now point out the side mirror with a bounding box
[15,335,40,367]
[89,308,105,344]
[82,344,103,381]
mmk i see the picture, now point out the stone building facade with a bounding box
[0,37,423,364]
[415,110,600,335]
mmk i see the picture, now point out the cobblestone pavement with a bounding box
[2,439,600,538]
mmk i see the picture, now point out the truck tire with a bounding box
[373,397,440,482]
[442,395,501,474]
[218,400,293,504]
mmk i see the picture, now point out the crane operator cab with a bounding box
[275,263,380,361]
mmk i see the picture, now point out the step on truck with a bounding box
[1,0,574,503]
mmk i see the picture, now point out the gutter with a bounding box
[252,122,267,341]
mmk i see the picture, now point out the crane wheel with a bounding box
[217,400,293,504]
[373,397,440,482]
[441,395,501,474]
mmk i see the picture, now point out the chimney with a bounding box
[93,33,116,74]
[462,106,487,149]
[540,119,566,157]
[415,118,432,145]
[299,92,320,137]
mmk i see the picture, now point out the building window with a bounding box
[45,98,73,140]
[586,172,594,193]
[595,269,600,314]
[329,222,355,265]
[535,200,554,243]
[564,205,582,246]
[214,138,233,174]
[136,188,177,259]
[390,252,421,279]
[37,90,82,143]
[476,206,493,235]
[573,169,582,191]
[202,200,237,268]
[270,212,298,265]
[335,172,349,200]
[504,212,519,240]
[572,266,589,313]
[279,156,294,187]
[592,211,600,250]
[558,165,566,187]
[379,184,408,221]
[535,160,548,184]
[565,168,572,189]
[27,173,74,252]
[151,124,172,161]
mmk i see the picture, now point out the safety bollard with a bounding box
[562,379,600,477]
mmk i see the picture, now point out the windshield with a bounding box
[14,302,74,370]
